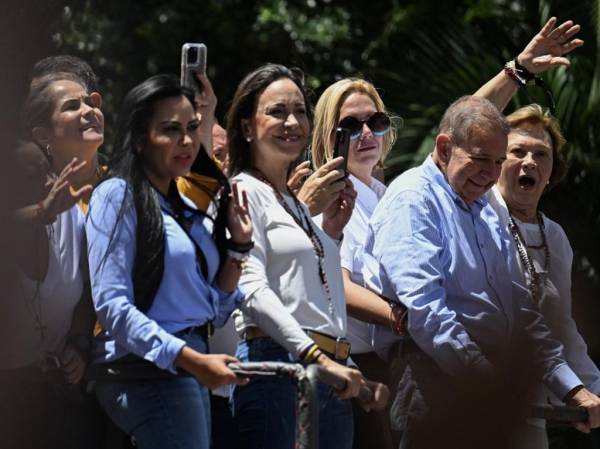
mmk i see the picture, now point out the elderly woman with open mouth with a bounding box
[488,104,600,448]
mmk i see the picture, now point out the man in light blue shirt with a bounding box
[360,96,600,448]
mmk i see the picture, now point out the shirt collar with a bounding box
[349,174,386,213]
[422,153,488,211]
[157,185,197,217]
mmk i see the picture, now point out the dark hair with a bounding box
[104,74,229,312]
[20,72,87,142]
[30,55,99,93]
[225,64,313,175]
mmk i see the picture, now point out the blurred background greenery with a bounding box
[1,0,599,356]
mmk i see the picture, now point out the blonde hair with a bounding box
[311,78,397,169]
[506,104,567,187]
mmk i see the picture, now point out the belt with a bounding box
[244,327,351,361]
[86,324,210,381]
[176,323,211,339]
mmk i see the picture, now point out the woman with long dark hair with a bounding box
[86,74,251,449]
[227,64,387,449]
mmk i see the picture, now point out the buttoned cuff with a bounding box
[544,362,583,401]
[153,335,187,374]
[588,378,600,396]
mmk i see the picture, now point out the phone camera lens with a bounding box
[187,47,199,64]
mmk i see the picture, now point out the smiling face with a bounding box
[246,77,310,166]
[34,79,104,171]
[337,92,383,180]
[141,95,201,193]
[439,127,508,204]
[497,121,554,214]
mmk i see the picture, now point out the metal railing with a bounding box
[230,361,589,449]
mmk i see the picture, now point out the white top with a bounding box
[232,172,347,357]
[0,205,85,369]
[340,174,386,354]
[488,186,600,402]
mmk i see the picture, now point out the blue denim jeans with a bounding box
[95,332,210,449]
[232,337,353,449]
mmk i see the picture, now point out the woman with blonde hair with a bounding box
[307,77,398,449]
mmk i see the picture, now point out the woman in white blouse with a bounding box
[309,78,398,449]
[488,104,600,448]
[226,64,386,449]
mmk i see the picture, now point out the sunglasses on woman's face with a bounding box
[338,112,391,141]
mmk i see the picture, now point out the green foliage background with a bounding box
[5,0,600,355]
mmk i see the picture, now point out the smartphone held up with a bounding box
[333,127,350,176]
[181,43,207,95]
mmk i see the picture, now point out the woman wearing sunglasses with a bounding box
[309,78,397,449]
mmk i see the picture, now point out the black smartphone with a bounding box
[333,127,350,176]
[180,43,207,95]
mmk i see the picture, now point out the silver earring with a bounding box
[246,136,252,143]
[44,144,52,158]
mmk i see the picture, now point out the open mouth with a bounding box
[518,174,537,189]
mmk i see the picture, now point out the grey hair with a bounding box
[439,95,510,146]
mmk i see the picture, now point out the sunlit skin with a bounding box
[435,127,507,204]
[33,79,104,184]
[212,122,230,173]
[496,122,554,223]
[337,92,384,185]
[142,95,201,195]
[245,78,310,189]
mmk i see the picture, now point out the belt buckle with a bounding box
[334,337,346,360]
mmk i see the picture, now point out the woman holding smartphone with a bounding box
[86,74,251,449]
[309,78,397,449]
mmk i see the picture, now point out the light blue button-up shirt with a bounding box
[361,155,581,399]
[86,178,242,372]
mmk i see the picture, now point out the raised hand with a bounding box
[296,157,346,216]
[227,182,253,244]
[518,17,584,74]
[41,158,93,222]
[193,72,218,153]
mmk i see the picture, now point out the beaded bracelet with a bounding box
[389,302,408,336]
[504,57,556,113]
